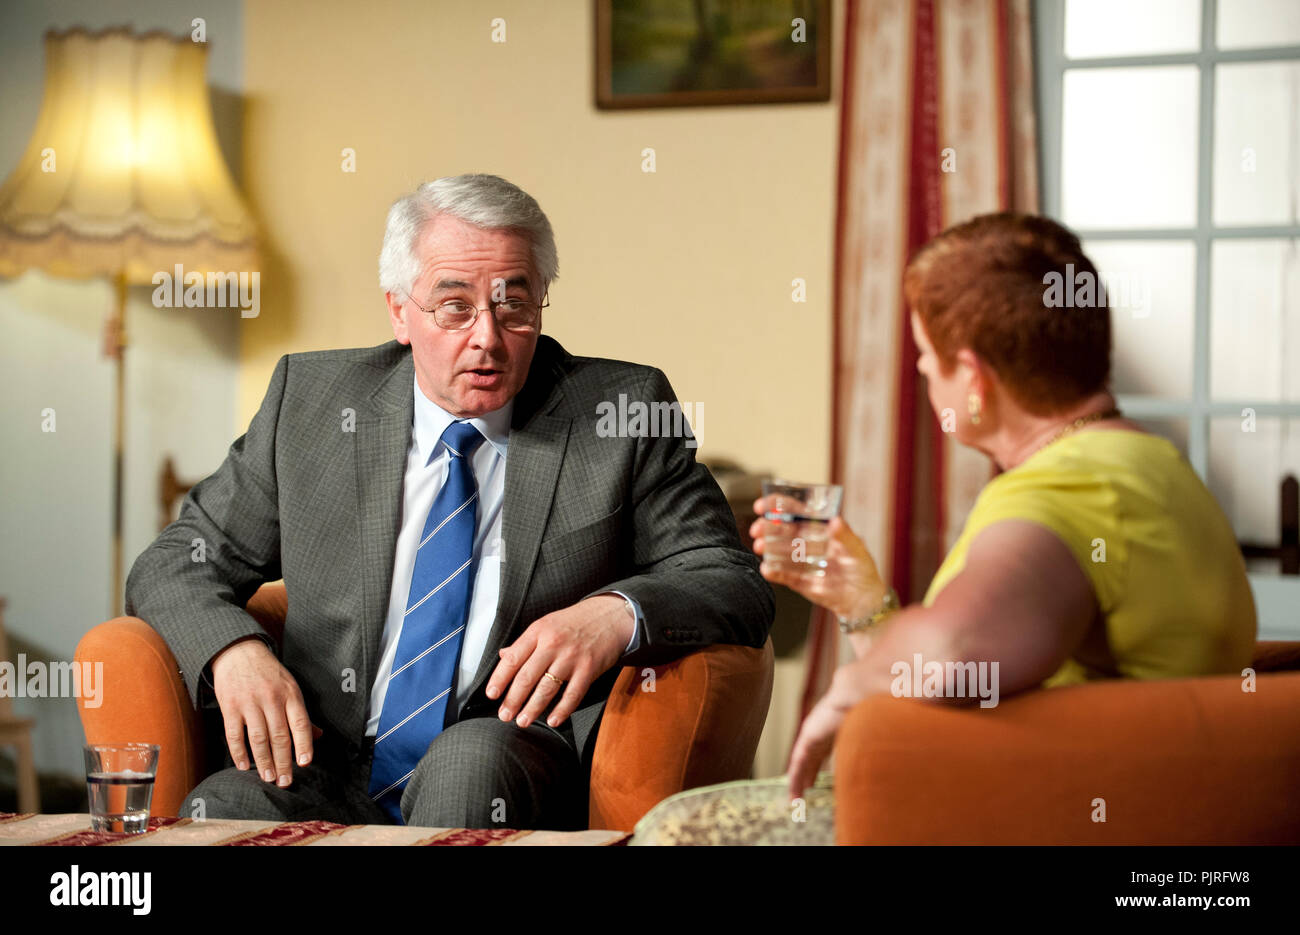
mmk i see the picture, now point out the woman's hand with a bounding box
[786,655,877,800]
[750,496,888,621]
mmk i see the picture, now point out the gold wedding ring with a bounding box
[543,671,564,686]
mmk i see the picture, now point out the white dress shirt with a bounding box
[365,377,643,736]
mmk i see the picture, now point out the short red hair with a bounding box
[902,213,1112,416]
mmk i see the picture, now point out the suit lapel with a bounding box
[354,347,415,705]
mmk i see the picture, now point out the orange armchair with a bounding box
[834,642,1300,844]
[76,583,774,832]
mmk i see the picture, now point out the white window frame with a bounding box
[1034,0,1300,638]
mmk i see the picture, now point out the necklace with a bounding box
[1035,406,1123,455]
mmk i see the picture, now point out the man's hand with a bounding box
[485,594,635,730]
[210,636,323,787]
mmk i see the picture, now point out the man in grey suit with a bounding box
[125,174,773,830]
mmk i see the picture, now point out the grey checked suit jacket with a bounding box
[125,335,774,764]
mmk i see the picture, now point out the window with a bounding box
[1036,0,1300,637]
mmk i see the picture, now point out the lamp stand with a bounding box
[108,272,127,618]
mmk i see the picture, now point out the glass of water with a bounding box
[760,479,844,575]
[84,743,159,833]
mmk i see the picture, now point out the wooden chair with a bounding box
[1240,474,1299,574]
[158,455,196,532]
[0,597,40,814]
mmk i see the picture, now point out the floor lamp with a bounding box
[0,27,259,617]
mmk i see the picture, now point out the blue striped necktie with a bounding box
[369,420,485,821]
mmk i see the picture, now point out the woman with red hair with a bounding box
[753,213,1257,800]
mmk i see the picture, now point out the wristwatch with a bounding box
[837,587,900,634]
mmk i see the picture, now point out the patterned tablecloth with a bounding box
[0,812,629,846]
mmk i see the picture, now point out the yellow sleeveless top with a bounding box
[923,430,1257,686]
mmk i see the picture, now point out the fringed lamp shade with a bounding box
[0,28,258,282]
[0,27,259,616]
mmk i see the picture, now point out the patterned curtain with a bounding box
[799,0,1040,723]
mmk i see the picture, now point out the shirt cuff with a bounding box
[600,590,645,656]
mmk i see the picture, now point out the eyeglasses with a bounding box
[406,291,547,332]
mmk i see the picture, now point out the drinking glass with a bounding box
[84,743,159,833]
[760,480,844,574]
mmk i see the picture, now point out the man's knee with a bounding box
[184,764,348,822]
[183,767,292,821]
[400,717,583,830]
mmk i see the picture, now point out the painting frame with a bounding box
[595,0,832,110]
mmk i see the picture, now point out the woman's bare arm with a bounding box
[786,519,1098,798]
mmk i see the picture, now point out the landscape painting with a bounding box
[596,0,831,109]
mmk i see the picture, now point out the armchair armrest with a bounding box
[244,581,288,645]
[75,617,205,818]
[589,638,774,832]
[834,670,1300,844]
[75,582,290,818]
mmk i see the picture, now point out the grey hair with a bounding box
[378,174,558,297]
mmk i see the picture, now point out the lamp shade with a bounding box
[0,27,258,284]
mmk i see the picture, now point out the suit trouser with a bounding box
[181,715,589,830]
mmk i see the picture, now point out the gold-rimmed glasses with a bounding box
[405,291,547,332]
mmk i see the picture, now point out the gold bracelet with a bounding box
[837,587,900,634]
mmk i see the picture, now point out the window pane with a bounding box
[1062,67,1199,229]
[1209,417,1300,573]
[1065,0,1201,58]
[1083,240,1195,398]
[1217,0,1300,49]
[1210,239,1300,401]
[1213,62,1300,226]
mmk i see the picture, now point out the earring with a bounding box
[967,394,982,426]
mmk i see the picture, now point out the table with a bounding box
[0,812,629,846]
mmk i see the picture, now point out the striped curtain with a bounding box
[799,0,1040,723]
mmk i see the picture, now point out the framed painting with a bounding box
[595,0,832,109]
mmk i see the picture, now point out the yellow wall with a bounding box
[241,0,842,483]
